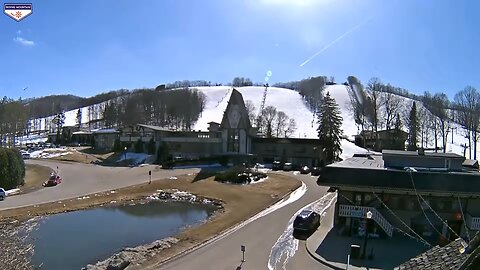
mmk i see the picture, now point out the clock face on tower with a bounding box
[228,105,241,128]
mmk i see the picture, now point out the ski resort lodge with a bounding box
[317,149,480,245]
[116,88,324,167]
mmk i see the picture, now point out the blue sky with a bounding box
[1,0,479,99]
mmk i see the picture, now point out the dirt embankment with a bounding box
[1,173,300,269]
[21,164,52,194]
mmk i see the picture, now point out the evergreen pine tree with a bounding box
[408,102,419,150]
[317,92,343,164]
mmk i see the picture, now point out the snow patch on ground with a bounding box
[146,189,207,203]
[5,188,20,196]
[30,148,72,159]
[250,176,268,184]
[117,152,152,165]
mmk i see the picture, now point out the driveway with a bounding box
[156,172,334,270]
[0,159,198,211]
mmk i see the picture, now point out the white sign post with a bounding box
[241,245,246,263]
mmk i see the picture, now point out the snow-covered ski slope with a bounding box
[192,86,319,138]
[192,85,359,139]
[27,102,105,133]
[191,85,368,160]
[190,84,480,159]
[331,84,477,159]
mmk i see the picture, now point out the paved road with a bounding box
[0,159,198,211]
[157,172,334,270]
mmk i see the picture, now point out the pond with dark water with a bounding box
[30,201,217,269]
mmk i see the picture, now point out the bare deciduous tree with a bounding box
[274,111,289,137]
[285,118,297,138]
[244,100,256,126]
[381,90,403,130]
[454,86,480,159]
[259,106,277,138]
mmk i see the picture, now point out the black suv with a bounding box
[300,165,310,174]
[272,161,282,171]
[293,210,320,231]
[311,167,322,176]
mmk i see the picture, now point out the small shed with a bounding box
[463,159,479,171]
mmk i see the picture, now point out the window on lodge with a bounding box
[227,129,240,152]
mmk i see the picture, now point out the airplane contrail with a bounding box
[299,18,371,67]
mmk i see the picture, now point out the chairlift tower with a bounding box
[259,83,269,113]
[255,84,269,127]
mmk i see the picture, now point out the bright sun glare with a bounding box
[260,0,323,7]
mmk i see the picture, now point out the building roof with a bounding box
[383,149,464,159]
[395,232,480,270]
[317,156,480,195]
[395,238,468,270]
[136,124,175,132]
[92,128,119,134]
[220,88,251,130]
[463,159,479,169]
[72,131,93,135]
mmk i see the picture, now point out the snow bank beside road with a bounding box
[5,188,20,196]
[117,152,152,165]
[30,148,72,159]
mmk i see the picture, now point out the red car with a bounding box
[44,174,62,187]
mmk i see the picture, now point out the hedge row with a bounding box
[0,148,25,190]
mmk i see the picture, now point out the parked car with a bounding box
[300,165,310,174]
[293,210,321,231]
[272,161,282,171]
[22,152,31,159]
[283,162,293,171]
[0,188,6,201]
[44,173,62,187]
[254,163,265,169]
[311,167,322,176]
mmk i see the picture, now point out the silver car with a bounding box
[0,188,6,201]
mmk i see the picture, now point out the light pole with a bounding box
[124,146,127,161]
[361,210,373,259]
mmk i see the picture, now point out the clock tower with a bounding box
[220,89,253,154]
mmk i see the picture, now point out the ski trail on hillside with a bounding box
[215,88,232,108]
